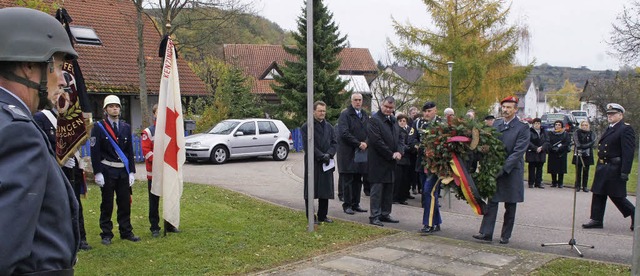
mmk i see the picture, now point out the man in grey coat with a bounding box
[473,96,530,244]
[367,96,403,227]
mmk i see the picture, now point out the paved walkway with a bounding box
[135,152,635,274]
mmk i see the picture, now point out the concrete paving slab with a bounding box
[388,239,477,259]
[393,254,452,271]
[432,260,495,276]
[287,267,340,276]
[353,246,409,262]
[460,251,517,267]
[320,256,421,275]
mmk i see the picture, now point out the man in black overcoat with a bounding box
[302,101,338,223]
[473,96,529,244]
[337,93,369,215]
[582,103,636,230]
[367,96,403,226]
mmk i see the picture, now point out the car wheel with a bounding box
[272,143,289,161]
[210,145,229,164]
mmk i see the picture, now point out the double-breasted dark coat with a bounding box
[367,111,402,183]
[0,89,79,274]
[571,129,595,166]
[547,130,571,174]
[302,119,337,200]
[337,105,368,174]
[591,120,636,197]
[525,127,548,163]
[491,117,530,203]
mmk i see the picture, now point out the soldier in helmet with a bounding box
[0,7,80,275]
[90,94,139,245]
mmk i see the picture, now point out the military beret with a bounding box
[606,103,625,114]
[484,115,495,120]
[500,96,519,105]
[422,101,436,111]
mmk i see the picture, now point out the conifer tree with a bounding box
[390,0,532,112]
[271,0,349,127]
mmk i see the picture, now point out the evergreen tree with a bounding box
[390,0,532,112]
[271,0,349,127]
[217,66,264,119]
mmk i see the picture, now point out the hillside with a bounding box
[527,63,618,93]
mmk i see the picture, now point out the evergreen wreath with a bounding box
[420,116,506,200]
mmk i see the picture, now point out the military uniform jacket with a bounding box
[90,119,136,178]
[0,88,79,274]
[302,119,337,200]
[491,117,530,203]
[411,116,442,172]
[591,120,636,197]
[337,105,368,174]
[367,111,402,183]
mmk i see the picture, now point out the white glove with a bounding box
[129,173,135,187]
[95,173,105,187]
[63,157,75,168]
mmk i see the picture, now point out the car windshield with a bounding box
[208,121,240,134]
[544,114,565,123]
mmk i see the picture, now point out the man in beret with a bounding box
[582,103,636,230]
[473,96,529,244]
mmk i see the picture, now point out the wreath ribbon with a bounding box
[447,136,486,215]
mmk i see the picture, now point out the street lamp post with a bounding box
[447,61,454,108]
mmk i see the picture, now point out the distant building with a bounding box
[370,65,423,113]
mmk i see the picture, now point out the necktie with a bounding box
[357,111,361,118]
[112,121,118,133]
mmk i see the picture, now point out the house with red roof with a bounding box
[0,0,207,131]
[223,44,378,109]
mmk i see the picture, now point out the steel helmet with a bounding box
[0,7,78,62]
[103,95,121,109]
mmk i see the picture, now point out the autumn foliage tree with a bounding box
[271,0,349,127]
[389,0,532,113]
[547,80,581,111]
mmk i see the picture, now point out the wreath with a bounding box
[420,116,506,201]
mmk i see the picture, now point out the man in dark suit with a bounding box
[337,93,369,215]
[91,95,139,245]
[0,7,80,274]
[367,96,403,226]
[473,96,530,244]
[302,101,337,223]
[582,103,636,230]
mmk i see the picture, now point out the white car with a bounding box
[185,119,293,164]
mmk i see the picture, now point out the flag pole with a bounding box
[306,0,315,232]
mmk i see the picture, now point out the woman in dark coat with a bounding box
[301,101,338,223]
[547,120,571,188]
[393,114,415,205]
[572,120,596,192]
[525,118,548,188]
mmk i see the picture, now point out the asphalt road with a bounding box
[135,152,637,265]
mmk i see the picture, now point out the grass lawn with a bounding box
[75,182,396,275]
[524,150,639,193]
[531,258,630,275]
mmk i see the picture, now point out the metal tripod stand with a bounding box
[541,151,594,257]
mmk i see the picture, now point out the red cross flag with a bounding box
[152,36,185,229]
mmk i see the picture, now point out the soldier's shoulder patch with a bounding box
[2,104,29,121]
[90,137,96,147]
[409,128,415,135]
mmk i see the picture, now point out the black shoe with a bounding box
[581,220,603,229]
[551,184,557,187]
[499,237,509,244]
[380,215,399,223]
[529,185,534,188]
[583,187,589,192]
[339,196,344,202]
[151,230,160,237]
[319,218,333,223]
[558,185,564,188]
[538,185,545,189]
[433,225,441,232]
[166,227,181,233]
[121,235,141,242]
[472,233,492,242]
[408,195,415,199]
[79,240,92,250]
[631,216,635,231]
[369,218,383,227]
[344,207,355,215]
[394,201,408,205]
[101,237,112,245]
[353,206,368,212]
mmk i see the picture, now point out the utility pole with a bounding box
[305,0,315,233]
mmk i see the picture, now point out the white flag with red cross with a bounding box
[152,37,185,229]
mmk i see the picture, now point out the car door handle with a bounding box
[253,137,258,140]
[273,135,278,138]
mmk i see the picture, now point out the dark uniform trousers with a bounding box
[422,174,441,227]
[370,182,393,219]
[148,180,161,232]
[305,199,328,221]
[62,165,87,242]
[480,201,517,239]
[100,167,133,239]
[590,194,634,222]
[341,173,363,209]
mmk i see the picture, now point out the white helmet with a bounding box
[103,95,121,109]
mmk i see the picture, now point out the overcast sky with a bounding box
[254,0,629,71]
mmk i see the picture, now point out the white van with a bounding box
[570,110,589,123]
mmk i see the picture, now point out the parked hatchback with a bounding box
[540,113,578,133]
[185,119,293,164]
